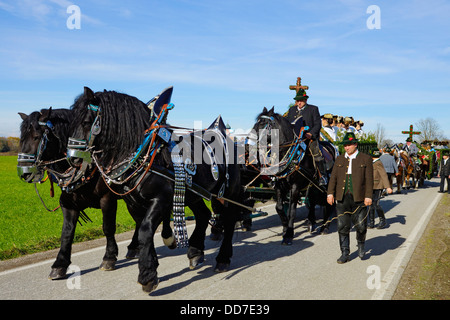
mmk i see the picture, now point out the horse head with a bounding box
[68,86,151,171]
[250,107,307,175]
[17,108,71,182]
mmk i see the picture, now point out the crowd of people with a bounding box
[320,113,365,142]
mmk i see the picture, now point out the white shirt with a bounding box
[322,126,337,141]
[345,150,359,174]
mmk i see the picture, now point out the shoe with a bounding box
[337,250,350,264]
[377,219,386,229]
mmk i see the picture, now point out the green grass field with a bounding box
[0,156,137,260]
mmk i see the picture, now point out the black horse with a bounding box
[251,107,335,244]
[68,87,241,293]
[17,107,173,280]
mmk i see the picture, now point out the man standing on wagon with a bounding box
[285,87,327,186]
[327,132,373,263]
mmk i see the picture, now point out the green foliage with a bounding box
[334,131,378,155]
[0,156,136,260]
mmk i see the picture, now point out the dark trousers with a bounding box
[371,189,384,215]
[369,189,386,225]
[387,173,394,188]
[336,193,368,251]
[439,175,450,193]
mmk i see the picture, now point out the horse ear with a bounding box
[40,107,52,121]
[268,106,275,114]
[262,107,268,113]
[18,112,28,121]
[84,86,96,101]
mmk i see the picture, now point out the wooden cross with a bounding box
[402,124,421,140]
[289,77,309,93]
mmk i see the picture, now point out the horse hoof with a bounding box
[321,227,329,235]
[99,260,116,271]
[309,224,317,233]
[214,262,230,273]
[281,238,293,245]
[126,248,139,259]
[48,267,67,280]
[189,253,205,270]
[141,278,159,293]
[162,235,177,250]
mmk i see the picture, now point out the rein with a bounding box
[33,173,61,212]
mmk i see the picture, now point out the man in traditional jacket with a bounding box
[438,151,450,193]
[327,132,373,263]
[369,148,393,229]
[403,137,419,159]
[285,88,327,185]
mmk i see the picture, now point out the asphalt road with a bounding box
[0,178,443,300]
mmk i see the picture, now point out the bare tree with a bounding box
[415,118,445,142]
[373,123,385,146]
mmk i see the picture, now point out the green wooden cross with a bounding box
[289,77,309,93]
[402,124,421,140]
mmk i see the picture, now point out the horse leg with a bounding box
[187,199,211,269]
[99,195,118,271]
[282,185,300,245]
[307,203,317,234]
[396,173,402,193]
[213,200,239,273]
[125,204,144,259]
[49,198,79,280]
[275,188,289,241]
[320,203,334,234]
[138,198,166,293]
[161,213,176,250]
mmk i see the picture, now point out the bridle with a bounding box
[63,104,102,190]
[17,120,54,183]
[251,114,310,178]
[66,104,100,168]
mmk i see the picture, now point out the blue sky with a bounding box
[1,0,449,143]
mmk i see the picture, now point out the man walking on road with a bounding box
[438,151,450,193]
[327,132,373,264]
[369,147,393,229]
[379,147,398,190]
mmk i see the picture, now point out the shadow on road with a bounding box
[363,233,406,260]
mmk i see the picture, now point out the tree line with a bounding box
[0,137,20,154]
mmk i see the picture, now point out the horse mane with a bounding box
[71,90,152,167]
